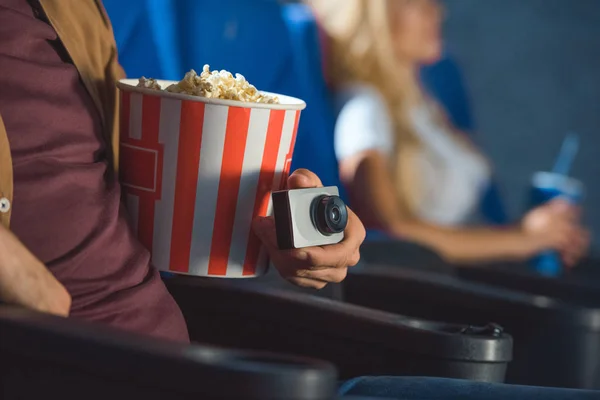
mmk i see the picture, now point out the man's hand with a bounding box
[0,225,71,316]
[253,169,366,289]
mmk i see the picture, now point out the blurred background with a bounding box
[274,0,600,252]
[106,0,600,259]
[443,0,600,254]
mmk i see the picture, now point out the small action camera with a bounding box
[272,186,348,250]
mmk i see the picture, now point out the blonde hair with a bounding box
[309,0,479,215]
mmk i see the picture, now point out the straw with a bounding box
[552,132,580,176]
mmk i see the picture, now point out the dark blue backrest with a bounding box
[105,0,292,84]
[421,57,474,133]
[105,0,181,80]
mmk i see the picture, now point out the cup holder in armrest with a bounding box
[0,306,337,400]
[396,316,504,338]
[345,265,600,390]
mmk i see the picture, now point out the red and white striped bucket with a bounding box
[117,79,306,278]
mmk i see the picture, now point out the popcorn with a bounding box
[137,65,279,104]
[137,77,162,90]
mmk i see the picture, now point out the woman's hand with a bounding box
[521,199,590,267]
[253,169,366,289]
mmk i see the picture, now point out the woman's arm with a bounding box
[333,87,585,265]
[340,151,576,265]
[0,224,71,316]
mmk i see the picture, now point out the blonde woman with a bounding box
[309,0,588,265]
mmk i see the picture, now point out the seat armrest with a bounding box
[359,240,450,273]
[457,265,600,307]
[0,305,336,400]
[345,265,599,326]
[163,275,512,382]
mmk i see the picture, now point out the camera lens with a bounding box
[331,207,341,223]
[312,195,348,235]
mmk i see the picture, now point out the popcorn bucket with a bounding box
[117,79,306,278]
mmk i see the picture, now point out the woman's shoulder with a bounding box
[333,83,395,160]
[334,83,388,111]
[334,83,392,129]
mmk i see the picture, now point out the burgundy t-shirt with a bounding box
[0,0,189,343]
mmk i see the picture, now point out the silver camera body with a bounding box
[272,186,348,250]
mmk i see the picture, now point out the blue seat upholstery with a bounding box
[105,0,181,80]
[105,0,292,84]
[421,58,474,133]
[170,0,294,93]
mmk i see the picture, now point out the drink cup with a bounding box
[529,171,584,276]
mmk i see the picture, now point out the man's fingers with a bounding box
[303,210,364,268]
[287,266,348,285]
[287,277,328,290]
[287,168,323,190]
[273,253,349,285]
[297,267,349,283]
[346,207,367,246]
[253,216,323,265]
[304,244,351,269]
[252,216,279,252]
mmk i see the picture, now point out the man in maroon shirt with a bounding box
[0,0,365,343]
